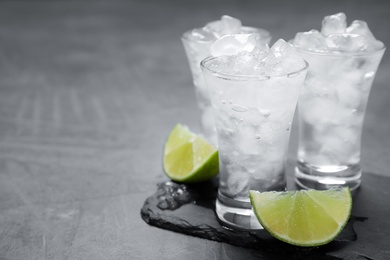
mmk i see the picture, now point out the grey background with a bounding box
[0,0,389,259]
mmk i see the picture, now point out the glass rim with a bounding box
[294,43,386,57]
[200,55,309,81]
[181,26,272,44]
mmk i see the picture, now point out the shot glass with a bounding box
[294,46,386,190]
[182,24,271,145]
[201,56,308,230]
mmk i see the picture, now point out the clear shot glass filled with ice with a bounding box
[201,37,308,230]
[291,13,386,190]
[181,16,271,145]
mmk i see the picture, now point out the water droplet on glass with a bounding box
[259,109,271,117]
[232,104,248,112]
[232,118,242,126]
[221,100,226,104]
[255,134,261,139]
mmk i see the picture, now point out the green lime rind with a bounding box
[163,124,219,184]
[249,187,352,247]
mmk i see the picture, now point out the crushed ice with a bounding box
[208,39,306,77]
[293,12,384,53]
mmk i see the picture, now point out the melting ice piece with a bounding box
[321,12,347,35]
[346,20,385,51]
[293,29,326,51]
[210,34,256,57]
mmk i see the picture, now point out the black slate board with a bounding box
[140,172,390,259]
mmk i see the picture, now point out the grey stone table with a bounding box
[0,0,389,259]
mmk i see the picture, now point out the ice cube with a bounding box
[293,30,326,51]
[232,52,261,74]
[242,154,265,175]
[204,15,242,38]
[236,125,261,154]
[249,161,284,191]
[252,46,270,60]
[325,34,366,52]
[336,83,361,108]
[250,162,274,180]
[319,131,360,165]
[220,15,242,34]
[333,69,363,108]
[303,74,336,97]
[301,97,338,125]
[208,55,235,75]
[265,145,285,163]
[257,121,282,144]
[329,126,360,145]
[263,39,306,76]
[321,12,347,36]
[346,20,374,38]
[210,34,256,57]
[346,20,385,51]
[224,163,250,198]
[270,39,300,58]
[189,28,215,42]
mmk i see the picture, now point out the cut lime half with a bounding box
[250,187,352,247]
[163,124,219,183]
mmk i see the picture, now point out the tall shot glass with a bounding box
[181,26,271,145]
[294,46,386,190]
[201,56,308,230]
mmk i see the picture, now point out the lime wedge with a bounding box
[163,124,219,183]
[249,187,352,247]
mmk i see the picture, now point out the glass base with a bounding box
[295,161,361,191]
[215,192,263,231]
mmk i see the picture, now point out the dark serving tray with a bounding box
[141,172,390,259]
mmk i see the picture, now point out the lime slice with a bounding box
[249,187,352,247]
[163,124,219,183]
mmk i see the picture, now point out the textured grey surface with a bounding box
[0,0,389,259]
